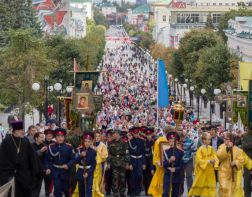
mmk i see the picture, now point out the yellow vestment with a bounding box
[188,145,218,197]
[217,144,244,197]
[235,150,252,197]
[148,136,167,197]
[93,142,108,197]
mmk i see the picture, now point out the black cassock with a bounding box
[0,134,43,197]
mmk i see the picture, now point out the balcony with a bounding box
[170,23,206,29]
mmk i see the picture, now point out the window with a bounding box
[163,15,166,21]
[225,3,229,5]
[232,3,235,5]
[213,3,216,5]
[212,13,222,23]
[177,13,199,23]
[191,13,199,23]
[219,3,222,5]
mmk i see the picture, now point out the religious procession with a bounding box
[0,25,252,197]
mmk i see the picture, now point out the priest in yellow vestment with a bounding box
[92,131,108,197]
[217,132,244,197]
[188,132,218,197]
[148,126,174,197]
[235,150,252,197]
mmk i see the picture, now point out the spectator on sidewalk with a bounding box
[26,125,38,144]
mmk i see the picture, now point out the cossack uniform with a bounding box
[44,128,75,197]
[143,128,154,195]
[163,131,184,197]
[75,132,97,197]
[44,129,54,196]
[128,127,146,196]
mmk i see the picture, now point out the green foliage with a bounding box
[0,0,41,47]
[175,29,222,82]
[124,23,154,49]
[45,26,105,85]
[0,29,57,116]
[218,9,252,38]
[172,29,234,96]
[194,44,232,97]
[93,7,109,28]
[150,43,174,74]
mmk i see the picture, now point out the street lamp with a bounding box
[209,88,221,125]
[32,83,40,91]
[54,83,62,126]
[189,86,194,107]
[48,86,54,92]
[66,86,73,94]
[197,88,206,119]
[183,83,187,104]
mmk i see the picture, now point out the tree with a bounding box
[170,51,184,82]
[93,7,109,28]
[0,29,56,118]
[206,12,214,29]
[45,26,105,85]
[177,29,222,82]
[0,0,40,47]
[124,23,154,49]
[150,43,174,73]
[194,44,232,98]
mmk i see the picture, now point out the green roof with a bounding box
[132,4,150,14]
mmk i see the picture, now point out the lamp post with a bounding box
[197,88,206,119]
[44,76,49,121]
[54,82,62,126]
[183,83,187,104]
[175,78,178,100]
[189,86,194,107]
[32,76,49,121]
[210,88,221,125]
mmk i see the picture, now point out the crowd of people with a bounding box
[96,26,158,131]
[0,119,252,197]
[1,26,252,197]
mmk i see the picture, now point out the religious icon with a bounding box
[237,95,247,108]
[81,80,92,93]
[159,142,170,167]
[76,93,89,109]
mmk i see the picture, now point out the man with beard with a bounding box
[0,121,43,197]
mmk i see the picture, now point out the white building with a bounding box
[225,17,252,62]
[69,7,87,38]
[102,6,117,16]
[152,0,243,48]
[70,0,93,19]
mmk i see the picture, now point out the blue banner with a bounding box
[158,59,169,108]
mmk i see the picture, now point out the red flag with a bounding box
[74,58,79,72]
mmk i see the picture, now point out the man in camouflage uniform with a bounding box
[107,129,130,197]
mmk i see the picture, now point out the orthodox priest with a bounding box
[0,121,43,197]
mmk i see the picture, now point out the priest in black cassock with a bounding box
[0,121,43,197]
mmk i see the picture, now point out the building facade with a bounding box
[32,0,90,38]
[152,0,243,48]
[225,17,252,62]
[102,6,117,16]
[127,4,150,31]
